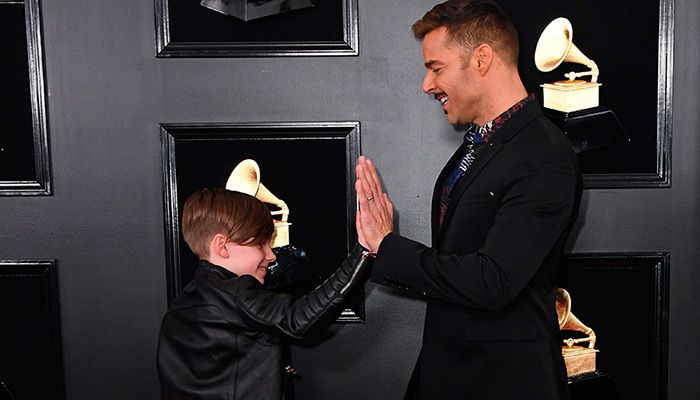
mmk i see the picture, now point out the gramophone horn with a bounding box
[225,159,291,247]
[534,17,598,82]
[555,287,572,327]
[225,159,288,218]
[556,288,596,348]
[225,159,261,196]
[253,184,289,221]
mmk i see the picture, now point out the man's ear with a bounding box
[473,44,493,75]
[210,233,230,258]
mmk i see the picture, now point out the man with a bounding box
[355,0,581,399]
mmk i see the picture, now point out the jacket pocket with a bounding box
[464,319,539,342]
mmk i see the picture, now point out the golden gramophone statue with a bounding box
[556,288,599,377]
[534,17,628,153]
[535,17,601,113]
[225,159,316,289]
[226,159,290,248]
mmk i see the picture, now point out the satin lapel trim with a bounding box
[435,141,502,245]
[431,143,468,245]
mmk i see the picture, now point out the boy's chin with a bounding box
[254,271,267,284]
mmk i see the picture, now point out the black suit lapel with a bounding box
[431,143,468,245]
[435,142,502,245]
[431,99,543,247]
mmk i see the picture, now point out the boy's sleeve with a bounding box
[231,244,373,339]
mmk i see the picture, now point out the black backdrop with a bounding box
[173,135,349,286]
[168,0,345,43]
[0,3,35,182]
[499,0,662,175]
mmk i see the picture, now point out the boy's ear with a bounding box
[210,233,230,258]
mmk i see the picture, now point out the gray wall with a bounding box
[1,0,698,398]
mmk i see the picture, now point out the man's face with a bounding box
[421,27,481,126]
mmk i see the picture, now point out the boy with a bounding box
[157,188,373,399]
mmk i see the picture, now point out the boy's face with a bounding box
[226,240,276,283]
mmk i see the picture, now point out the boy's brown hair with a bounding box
[412,0,520,67]
[181,188,275,259]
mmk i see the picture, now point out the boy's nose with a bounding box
[266,246,277,263]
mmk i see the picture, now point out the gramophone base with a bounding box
[568,371,623,400]
[562,346,599,377]
[544,106,629,153]
[542,81,601,113]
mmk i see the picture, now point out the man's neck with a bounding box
[474,70,527,126]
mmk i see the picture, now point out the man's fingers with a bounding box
[356,176,378,218]
[365,159,384,198]
[355,178,369,210]
[362,159,381,199]
[355,156,393,252]
[357,157,392,223]
[381,193,393,213]
[358,158,390,220]
[357,159,380,203]
[359,168,376,201]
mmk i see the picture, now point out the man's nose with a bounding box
[422,72,435,94]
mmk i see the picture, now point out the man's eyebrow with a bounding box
[424,60,441,69]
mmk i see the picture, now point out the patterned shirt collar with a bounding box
[464,93,536,145]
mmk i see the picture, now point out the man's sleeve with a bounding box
[371,147,577,311]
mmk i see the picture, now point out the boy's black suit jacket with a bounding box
[372,100,581,400]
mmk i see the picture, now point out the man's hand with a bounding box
[355,156,394,253]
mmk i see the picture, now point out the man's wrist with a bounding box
[371,231,392,254]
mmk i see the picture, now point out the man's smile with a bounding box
[435,94,449,114]
[436,94,449,105]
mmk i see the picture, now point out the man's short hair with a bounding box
[182,188,275,259]
[412,0,519,67]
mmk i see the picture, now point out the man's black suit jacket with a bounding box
[372,100,581,400]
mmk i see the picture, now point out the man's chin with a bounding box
[446,115,461,126]
[446,113,470,127]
